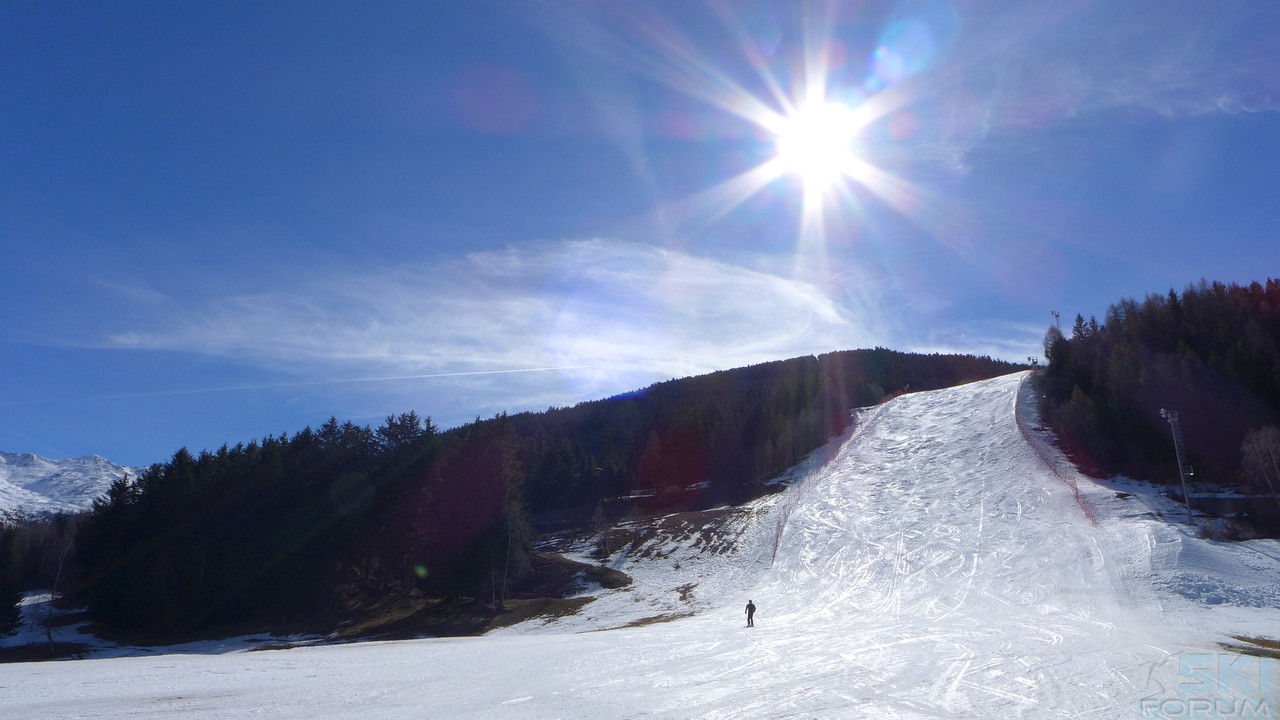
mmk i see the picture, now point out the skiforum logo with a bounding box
[1137,653,1277,719]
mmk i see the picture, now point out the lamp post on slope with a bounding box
[1159,408,1195,524]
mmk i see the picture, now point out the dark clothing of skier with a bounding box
[745,600,756,627]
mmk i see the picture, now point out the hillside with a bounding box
[67,348,1021,638]
[1039,278,1280,533]
[7,373,1278,717]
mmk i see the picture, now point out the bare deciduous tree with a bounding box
[1241,426,1280,514]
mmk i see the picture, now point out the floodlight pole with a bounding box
[1159,408,1195,524]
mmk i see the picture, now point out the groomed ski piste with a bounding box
[5,372,1279,718]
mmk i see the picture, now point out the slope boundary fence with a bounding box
[1015,373,1098,526]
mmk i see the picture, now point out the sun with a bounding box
[773,101,864,195]
[589,4,909,249]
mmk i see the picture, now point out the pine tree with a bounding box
[0,529,24,636]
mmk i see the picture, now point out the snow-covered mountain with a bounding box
[0,451,144,517]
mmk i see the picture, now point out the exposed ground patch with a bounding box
[1223,636,1280,660]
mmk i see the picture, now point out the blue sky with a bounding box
[3,0,1278,466]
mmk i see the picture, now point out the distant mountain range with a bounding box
[0,451,144,518]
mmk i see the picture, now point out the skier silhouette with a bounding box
[745,600,756,627]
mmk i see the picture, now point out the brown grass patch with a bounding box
[484,597,595,630]
[617,611,695,629]
[1224,636,1280,659]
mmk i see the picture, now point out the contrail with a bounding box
[6,366,593,405]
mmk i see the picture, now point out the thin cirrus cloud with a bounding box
[957,1,1274,120]
[885,0,1280,172]
[103,240,889,398]
[919,319,1051,365]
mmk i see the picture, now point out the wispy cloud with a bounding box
[1086,1,1279,116]
[882,0,1280,170]
[917,319,1051,365]
[98,240,895,400]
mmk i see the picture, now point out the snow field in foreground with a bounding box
[3,372,1278,718]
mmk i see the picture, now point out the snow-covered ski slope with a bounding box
[7,372,1278,718]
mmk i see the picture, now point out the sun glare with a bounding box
[596,2,925,262]
[773,101,863,193]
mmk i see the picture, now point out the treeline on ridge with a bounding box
[1038,278,1280,533]
[60,348,1020,637]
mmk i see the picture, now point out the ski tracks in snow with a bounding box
[698,373,1215,717]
